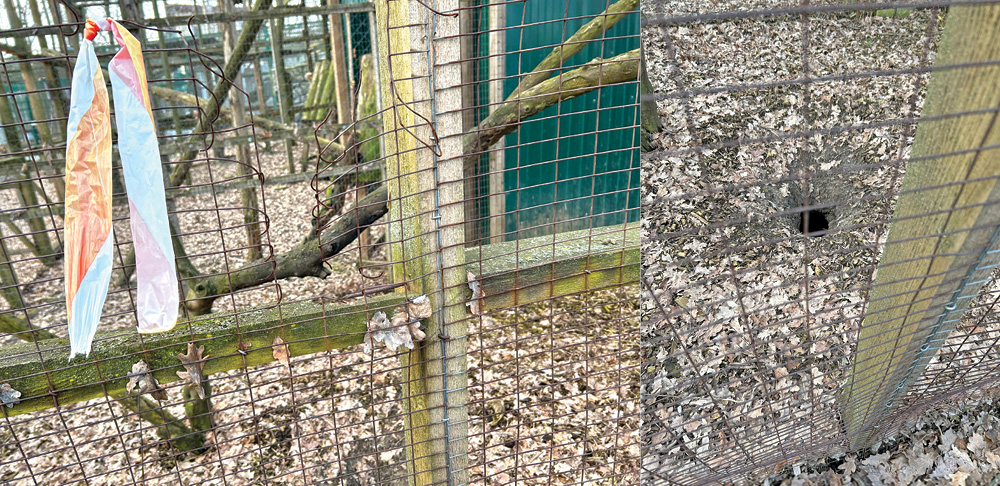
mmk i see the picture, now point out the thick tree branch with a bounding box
[464,48,639,159]
[640,44,662,151]
[506,0,638,100]
[184,184,389,314]
[113,391,206,454]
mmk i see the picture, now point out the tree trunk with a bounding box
[640,43,662,151]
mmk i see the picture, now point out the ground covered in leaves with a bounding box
[640,3,1000,485]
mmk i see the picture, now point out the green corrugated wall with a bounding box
[502,1,640,239]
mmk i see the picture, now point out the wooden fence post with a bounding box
[373,0,469,484]
[842,4,1000,450]
[487,0,506,243]
[329,0,353,139]
[221,0,263,261]
[268,10,295,173]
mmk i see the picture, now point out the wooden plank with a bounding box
[0,3,375,39]
[487,0,506,242]
[842,4,1000,450]
[374,1,468,483]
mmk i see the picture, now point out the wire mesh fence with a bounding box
[0,0,640,484]
[641,1,1000,484]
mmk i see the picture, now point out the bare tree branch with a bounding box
[184,184,389,314]
[506,0,638,99]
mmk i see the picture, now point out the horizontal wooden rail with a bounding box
[0,223,638,417]
[0,3,373,39]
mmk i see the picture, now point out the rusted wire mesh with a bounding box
[641,1,1000,484]
[0,0,640,484]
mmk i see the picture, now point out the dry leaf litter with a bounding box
[641,4,1000,485]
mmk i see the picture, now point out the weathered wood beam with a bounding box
[472,223,640,311]
[375,1,469,481]
[0,223,637,418]
[0,3,374,39]
[841,4,1000,450]
[0,295,404,417]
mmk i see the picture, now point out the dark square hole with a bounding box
[800,209,829,236]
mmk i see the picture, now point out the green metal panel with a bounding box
[503,0,640,239]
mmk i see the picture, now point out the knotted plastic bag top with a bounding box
[66,18,179,359]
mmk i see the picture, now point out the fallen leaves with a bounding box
[177,342,210,399]
[272,336,290,366]
[363,295,431,353]
[641,5,949,483]
[0,383,21,408]
[125,360,167,401]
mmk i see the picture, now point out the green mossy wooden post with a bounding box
[328,0,352,137]
[374,1,469,484]
[303,60,326,122]
[842,4,1000,450]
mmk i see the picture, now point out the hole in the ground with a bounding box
[800,209,830,236]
